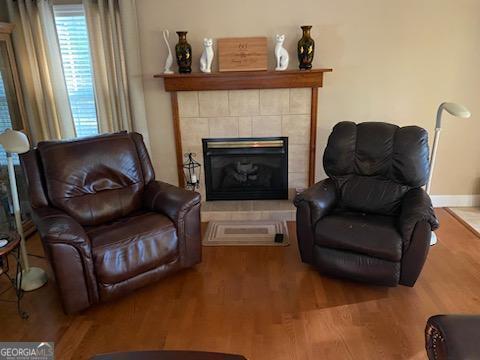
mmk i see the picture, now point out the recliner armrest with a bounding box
[397,188,439,247]
[143,180,201,227]
[32,206,98,313]
[144,181,202,268]
[33,206,92,249]
[294,178,337,225]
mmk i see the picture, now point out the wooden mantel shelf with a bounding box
[154,69,332,92]
[154,68,333,187]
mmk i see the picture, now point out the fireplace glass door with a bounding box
[203,137,288,201]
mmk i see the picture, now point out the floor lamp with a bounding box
[426,102,471,245]
[0,129,47,291]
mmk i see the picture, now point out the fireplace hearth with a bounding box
[202,137,288,201]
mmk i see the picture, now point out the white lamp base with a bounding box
[430,232,438,246]
[18,267,48,291]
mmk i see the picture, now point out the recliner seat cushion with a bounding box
[315,212,403,262]
[88,212,179,285]
[37,133,145,226]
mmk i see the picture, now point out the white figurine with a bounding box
[200,38,214,73]
[275,34,289,71]
[162,29,174,74]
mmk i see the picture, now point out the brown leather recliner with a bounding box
[21,132,201,313]
[426,315,480,359]
[294,122,439,286]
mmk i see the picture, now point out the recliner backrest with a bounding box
[33,132,154,226]
[323,121,430,215]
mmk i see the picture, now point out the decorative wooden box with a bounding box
[217,37,267,72]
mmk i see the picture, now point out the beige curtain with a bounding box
[7,0,76,142]
[83,0,132,133]
[117,0,151,152]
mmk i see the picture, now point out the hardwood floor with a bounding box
[1,208,480,360]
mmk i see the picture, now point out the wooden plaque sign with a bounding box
[217,37,268,72]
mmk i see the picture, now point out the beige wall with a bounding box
[137,0,480,195]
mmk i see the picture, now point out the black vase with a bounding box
[175,31,192,73]
[297,26,315,70]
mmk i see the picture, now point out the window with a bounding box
[54,5,98,137]
[0,72,19,165]
[0,74,10,133]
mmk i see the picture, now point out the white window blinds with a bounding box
[54,4,99,138]
[0,72,18,164]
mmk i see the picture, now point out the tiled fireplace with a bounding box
[155,69,332,220]
[177,89,311,200]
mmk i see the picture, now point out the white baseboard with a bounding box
[431,195,480,208]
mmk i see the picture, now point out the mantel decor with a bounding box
[297,26,315,70]
[162,29,174,74]
[175,31,192,73]
[217,37,268,72]
[154,68,333,187]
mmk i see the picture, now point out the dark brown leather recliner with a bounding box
[426,315,480,359]
[294,122,439,286]
[21,132,201,313]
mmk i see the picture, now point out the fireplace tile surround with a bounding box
[155,69,332,189]
[201,200,295,222]
[178,88,311,200]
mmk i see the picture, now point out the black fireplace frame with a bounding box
[202,137,289,201]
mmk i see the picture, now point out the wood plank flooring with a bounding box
[1,209,480,359]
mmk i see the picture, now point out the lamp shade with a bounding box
[441,102,471,118]
[435,102,471,129]
[0,129,30,154]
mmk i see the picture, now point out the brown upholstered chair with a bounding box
[426,315,480,360]
[21,132,201,313]
[294,122,439,286]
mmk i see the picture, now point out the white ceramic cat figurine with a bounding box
[275,34,289,71]
[200,38,214,73]
[162,29,174,74]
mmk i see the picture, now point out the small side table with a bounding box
[0,231,28,319]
